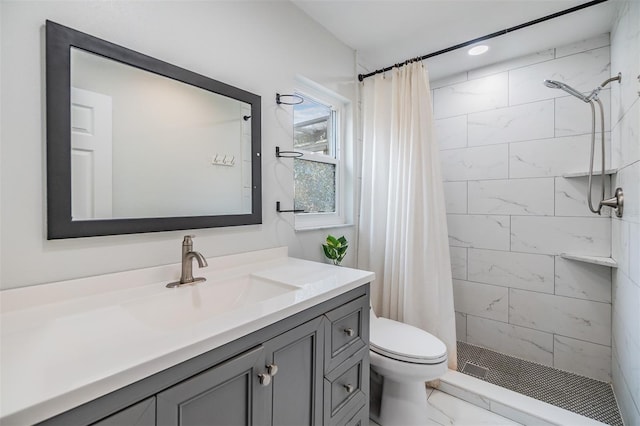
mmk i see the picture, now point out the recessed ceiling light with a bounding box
[468,45,489,56]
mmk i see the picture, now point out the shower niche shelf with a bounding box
[560,253,618,268]
[562,168,618,178]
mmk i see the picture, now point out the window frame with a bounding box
[292,82,349,231]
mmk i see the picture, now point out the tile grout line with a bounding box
[456,276,613,304]
[552,332,556,369]
[462,313,612,351]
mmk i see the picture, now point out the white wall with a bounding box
[433,34,615,382]
[0,1,357,289]
[610,1,640,424]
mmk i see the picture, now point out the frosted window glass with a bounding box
[294,159,336,213]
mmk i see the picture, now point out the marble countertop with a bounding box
[0,247,374,425]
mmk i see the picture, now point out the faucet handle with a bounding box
[183,235,196,243]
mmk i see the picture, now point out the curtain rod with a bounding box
[357,0,609,82]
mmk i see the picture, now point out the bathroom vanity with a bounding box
[0,248,373,425]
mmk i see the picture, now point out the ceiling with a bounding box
[291,0,620,81]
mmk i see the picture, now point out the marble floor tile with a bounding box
[426,390,522,425]
[369,389,522,426]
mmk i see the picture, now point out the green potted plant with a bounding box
[322,235,348,266]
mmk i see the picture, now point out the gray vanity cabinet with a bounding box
[156,317,325,426]
[156,346,268,425]
[37,285,369,426]
[322,295,369,426]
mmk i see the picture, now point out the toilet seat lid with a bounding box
[370,317,447,364]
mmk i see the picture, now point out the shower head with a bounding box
[543,79,591,102]
[543,79,563,89]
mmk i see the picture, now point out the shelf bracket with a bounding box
[276,146,303,158]
[276,202,304,213]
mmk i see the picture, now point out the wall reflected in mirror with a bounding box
[70,47,252,221]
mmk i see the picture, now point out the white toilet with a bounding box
[369,309,448,425]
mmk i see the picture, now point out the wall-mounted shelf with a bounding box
[560,253,618,268]
[562,169,618,178]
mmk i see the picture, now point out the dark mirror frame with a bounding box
[46,20,262,239]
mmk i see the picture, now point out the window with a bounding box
[292,82,349,230]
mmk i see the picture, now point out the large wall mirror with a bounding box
[46,20,261,239]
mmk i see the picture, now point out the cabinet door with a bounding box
[91,397,156,426]
[264,316,324,426]
[156,346,269,426]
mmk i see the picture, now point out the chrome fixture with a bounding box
[166,235,208,288]
[601,188,624,217]
[258,363,279,386]
[543,73,622,104]
[543,79,591,102]
[543,73,624,217]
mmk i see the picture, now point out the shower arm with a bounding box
[600,73,622,88]
[586,73,622,102]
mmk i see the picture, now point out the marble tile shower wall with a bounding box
[432,34,614,382]
[609,1,640,424]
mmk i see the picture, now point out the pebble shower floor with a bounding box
[456,341,623,425]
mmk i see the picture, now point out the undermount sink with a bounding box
[123,275,299,329]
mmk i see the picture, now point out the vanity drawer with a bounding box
[324,295,368,373]
[323,347,368,426]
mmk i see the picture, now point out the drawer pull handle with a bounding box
[343,327,355,337]
[266,364,278,377]
[343,384,355,393]
[258,373,271,386]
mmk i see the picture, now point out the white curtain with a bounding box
[358,62,457,369]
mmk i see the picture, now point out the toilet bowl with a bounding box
[369,310,448,426]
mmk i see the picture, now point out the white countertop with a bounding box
[0,247,374,425]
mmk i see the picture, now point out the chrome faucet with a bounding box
[166,235,208,288]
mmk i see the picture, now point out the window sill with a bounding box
[294,223,355,232]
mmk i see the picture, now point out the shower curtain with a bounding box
[358,62,457,369]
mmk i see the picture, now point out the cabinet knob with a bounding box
[266,364,278,377]
[343,384,355,393]
[343,327,355,337]
[258,373,271,386]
